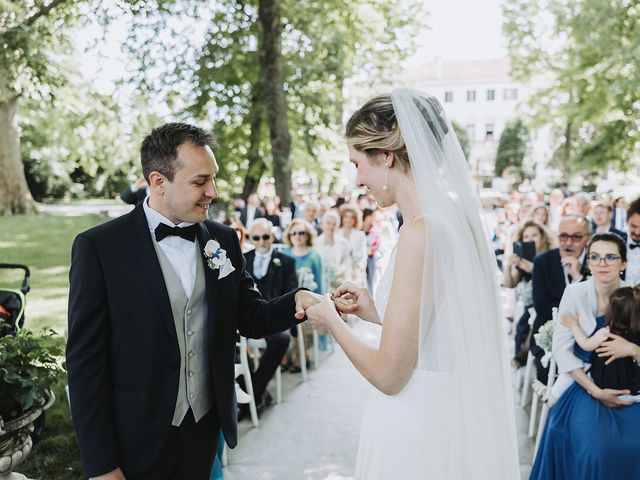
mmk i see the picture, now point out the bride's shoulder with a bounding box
[396,217,428,255]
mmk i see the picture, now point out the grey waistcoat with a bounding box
[153,240,214,426]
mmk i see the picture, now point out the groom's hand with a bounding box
[91,468,126,480]
[294,290,323,320]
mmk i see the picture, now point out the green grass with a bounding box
[0,213,108,479]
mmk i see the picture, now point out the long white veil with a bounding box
[391,88,520,477]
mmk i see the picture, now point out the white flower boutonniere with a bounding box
[204,240,236,279]
[273,258,282,267]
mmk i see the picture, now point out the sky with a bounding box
[77,0,508,95]
[405,0,507,68]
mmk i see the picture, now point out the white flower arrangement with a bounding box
[296,266,317,292]
[273,257,281,267]
[533,319,555,367]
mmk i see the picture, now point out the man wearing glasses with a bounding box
[242,219,297,416]
[531,215,593,382]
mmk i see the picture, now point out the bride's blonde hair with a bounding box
[345,94,411,173]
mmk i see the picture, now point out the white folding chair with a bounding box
[534,357,557,456]
[528,308,558,438]
[519,307,537,404]
[235,335,259,427]
[296,323,308,381]
[247,337,282,404]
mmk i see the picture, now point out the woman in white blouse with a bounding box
[338,204,368,287]
[314,210,350,293]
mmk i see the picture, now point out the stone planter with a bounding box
[0,392,55,480]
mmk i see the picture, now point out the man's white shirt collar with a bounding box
[142,197,195,234]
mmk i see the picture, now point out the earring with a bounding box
[382,163,389,191]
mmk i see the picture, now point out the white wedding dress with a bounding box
[354,244,519,479]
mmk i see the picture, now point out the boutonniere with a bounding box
[204,240,226,270]
[273,258,281,267]
[204,240,236,278]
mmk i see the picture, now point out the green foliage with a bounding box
[0,329,65,416]
[117,0,424,199]
[20,86,160,200]
[495,119,528,177]
[503,0,640,174]
[451,120,470,160]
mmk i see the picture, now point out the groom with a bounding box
[66,123,321,479]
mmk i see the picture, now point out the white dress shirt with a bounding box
[143,199,197,297]
[253,248,273,279]
[626,237,640,285]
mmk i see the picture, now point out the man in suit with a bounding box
[119,176,149,205]
[591,201,627,241]
[238,193,264,229]
[531,214,592,383]
[242,218,297,414]
[66,123,321,480]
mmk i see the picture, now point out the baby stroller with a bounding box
[0,263,30,337]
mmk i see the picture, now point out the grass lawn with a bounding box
[0,213,108,480]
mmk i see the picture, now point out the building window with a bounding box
[466,90,476,102]
[485,124,494,140]
[444,91,453,102]
[486,89,495,101]
[503,88,518,100]
[466,123,475,141]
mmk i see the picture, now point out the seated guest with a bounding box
[502,220,553,367]
[531,215,591,382]
[362,208,381,293]
[625,197,640,285]
[120,176,148,205]
[612,196,628,232]
[591,201,627,241]
[242,219,297,415]
[560,285,640,402]
[532,204,551,230]
[282,219,323,372]
[314,211,350,293]
[302,201,323,236]
[531,243,640,479]
[548,233,628,401]
[338,204,368,287]
[239,193,264,229]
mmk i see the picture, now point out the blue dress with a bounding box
[530,316,640,479]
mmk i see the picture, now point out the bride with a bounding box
[305,88,520,479]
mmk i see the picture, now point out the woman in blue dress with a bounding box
[281,218,323,371]
[531,233,640,479]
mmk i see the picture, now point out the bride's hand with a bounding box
[305,295,341,334]
[332,282,380,325]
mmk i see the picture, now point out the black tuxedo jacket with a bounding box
[66,203,302,478]
[244,249,297,301]
[239,205,264,227]
[530,248,590,356]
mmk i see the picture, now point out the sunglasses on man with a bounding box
[251,234,271,241]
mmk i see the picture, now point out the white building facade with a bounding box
[401,58,554,187]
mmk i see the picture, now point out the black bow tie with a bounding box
[154,223,199,242]
[630,243,640,250]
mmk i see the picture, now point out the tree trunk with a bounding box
[0,80,35,215]
[241,84,267,199]
[258,0,292,206]
[562,120,572,180]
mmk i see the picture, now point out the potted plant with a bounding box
[0,329,64,479]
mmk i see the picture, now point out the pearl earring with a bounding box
[382,163,389,191]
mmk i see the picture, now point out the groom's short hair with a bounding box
[141,122,218,182]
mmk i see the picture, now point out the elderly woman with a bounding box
[337,204,368,287]
[314,210,350,293]
[531,232,640,479]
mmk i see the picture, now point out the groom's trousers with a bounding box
[128,408,219,480]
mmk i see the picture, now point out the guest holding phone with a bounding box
[502,220,553,368]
